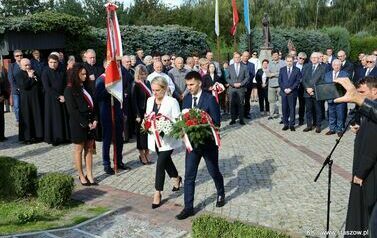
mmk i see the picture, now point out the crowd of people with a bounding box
[0,46,377,226]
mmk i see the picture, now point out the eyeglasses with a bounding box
[298,57,305,60]
[337,55,345,58]
[15,55,23,57]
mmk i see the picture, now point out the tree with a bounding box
[0,0,43,16]
[56,0,85,17]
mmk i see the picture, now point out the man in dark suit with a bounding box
[176,71,225,220]
[302,52,326,133]
[279,55,301,131]
[241,51,255,119]
[337,50,354,78]
[363,55,377,78]
[226,52,250,125]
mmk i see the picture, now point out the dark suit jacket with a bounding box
[341,60,354,78]
[182,91,220,127]
[302,63,326,98]
[0,69,10,100]
[64,86,97,143]
[364,67,377,77]
[241,61,255,89]
[278,66,301,96]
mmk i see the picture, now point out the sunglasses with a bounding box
[163,59,169,62]
[366,61,375,63]
[15,55,23,57]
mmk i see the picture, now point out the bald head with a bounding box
[154,61,163,73]
[20,58,31,71]
[241,51,250,62]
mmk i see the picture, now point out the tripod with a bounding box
[314,113,356,238]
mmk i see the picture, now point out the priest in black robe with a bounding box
[15,58,44,143]
[41,54,70,145]
[345,76,377,237]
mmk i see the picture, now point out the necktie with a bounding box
[366,68,371,76]
[288,67,291,78]
[236,64,239,76]
[312,65,316,75]
[193,96,197,108]
[333,71,338,79]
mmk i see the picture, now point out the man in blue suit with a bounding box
[176,71,225,220]
[324,59,350,137]
[278,55,301,131]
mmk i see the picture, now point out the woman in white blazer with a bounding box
[146,76,182,209]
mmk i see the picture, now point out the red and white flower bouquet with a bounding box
[141,112,173,148]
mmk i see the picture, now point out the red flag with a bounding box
[105,3,123,103]
[230,0,239,36]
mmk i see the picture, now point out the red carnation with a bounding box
[144,121,151,130]
[201,117,208,124]
[183,113,190,120]
[186,120,194,126]
[192,118,198,125]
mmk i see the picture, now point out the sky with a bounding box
[121,0,184,8]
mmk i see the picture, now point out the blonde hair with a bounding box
[199,58,209,66]
[134,64,148,81]
[151,76,168,90]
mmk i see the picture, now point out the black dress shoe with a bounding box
[229,120,236,125]
[79,176,90,186]
[172,176,182,192]
[85,176,98,186]
[267,116,273,120]
[282,126,289,131]
[325,130,335,135]
[239,121,245,125]
[279,120,284,124]
[139,156,148,165]
[152,193,162,209]
[0,137,7,142]
[337,132,343,137]
[104,167,115,175]
[303,127,312,132]
[298,121,304,126]
[216,195,225,207]
[117,163,131,170]
[315,127,321,133]
[290,126,295,131]
[244,115,251,119]
[176,209,194,220]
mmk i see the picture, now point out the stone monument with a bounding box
[259,13,272,62]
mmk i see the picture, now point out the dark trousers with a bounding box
[258,87,269,112]
[100,103,124,168]
[229,88,245,121]
[370,202,377,238]
[297,86,305,123]
[328,102,346,132]
[305,97,322,128]
[184,144,224,211]
[0,102,4,139]
[244,87,252,116]
[282,93,297,126]
[155,148,178,191]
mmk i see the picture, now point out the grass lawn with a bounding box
[0,197,108,235]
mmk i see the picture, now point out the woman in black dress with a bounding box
[64,63,98,186]
[132,65,151,165]
[41,54,70,145]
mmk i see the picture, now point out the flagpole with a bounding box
[233,35,237,52]
[248,33,252,53]
[217,36,221,62]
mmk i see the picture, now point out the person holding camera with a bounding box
[335,76,377,237]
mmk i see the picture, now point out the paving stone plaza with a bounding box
[0,104,356,238]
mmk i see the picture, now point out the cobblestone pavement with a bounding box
[0,103,357,237]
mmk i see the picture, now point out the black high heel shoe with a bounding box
[152,193,162,209]
[139,156,148,165]
[85,176,98,186]
[172,176,182,192]
[79,176,90,186]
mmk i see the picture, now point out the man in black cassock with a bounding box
[0,66,10,141]
[15,58,44,143]
[345,76,377,237]
[41,54,70,145]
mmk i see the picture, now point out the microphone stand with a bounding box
[314,112,356,238]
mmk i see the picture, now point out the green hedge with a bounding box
[0,157,38,198]
[350,36,377,60]
[321,26,351,54]
[192,214,290,238]
[69,25,209,59]
[239,27,331,57]
[37,173,74,208]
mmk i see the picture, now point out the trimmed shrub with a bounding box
[0,157,38,198]
[350,36,377,60]
[239,27,331,57]
[68,25,209,60]
[192,214,289,238]
[321,27,351,54]
[37,173,74,208]
[13,207,39,224]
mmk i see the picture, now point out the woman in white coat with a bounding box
[146,76,182,209]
